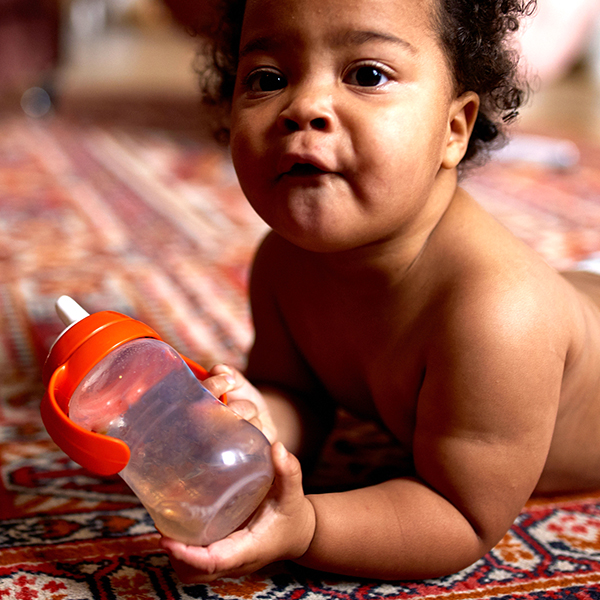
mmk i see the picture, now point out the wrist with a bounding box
[293,495,317,560]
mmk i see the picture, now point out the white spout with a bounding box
[56,295,90,327]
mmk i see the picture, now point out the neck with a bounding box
[315,168,460,289]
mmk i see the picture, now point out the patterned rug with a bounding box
[2,106,600,599]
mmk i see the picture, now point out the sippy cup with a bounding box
[41,296,274,546]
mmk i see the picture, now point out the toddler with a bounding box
[161,0,600,582]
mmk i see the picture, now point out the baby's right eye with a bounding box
[245,69,287,93]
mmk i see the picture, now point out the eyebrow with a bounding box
[239,37,279,59]
[238,29,417,59]
[333,30,417,53]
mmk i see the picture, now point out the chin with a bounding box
[272,225,365,254]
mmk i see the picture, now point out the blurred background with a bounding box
[0,0,600,142]
[0,0,218,131]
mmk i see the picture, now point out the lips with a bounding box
[287,163,327,176]
[277,154,336,179]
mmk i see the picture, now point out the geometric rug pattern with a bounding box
[1,110,600,599]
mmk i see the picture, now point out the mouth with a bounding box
[277,158,340,182]
[277,152,336,180]
[285,163,329,177]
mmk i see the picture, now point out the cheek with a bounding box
[229,113,249,165]
[230,106,273,161]
[230,129,272,214]
[366,110,448,175]
[348,115,448,206]
[229,132,246,179]
[352,106,415,159]
[350,117,418,187]
[230,121,260,186]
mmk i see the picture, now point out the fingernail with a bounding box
[274,441,287,458]
[224,374,236,386]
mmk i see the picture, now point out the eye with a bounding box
[244,69,287,93]
[345,64,391,87]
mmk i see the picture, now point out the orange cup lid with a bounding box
[42,311,161,388]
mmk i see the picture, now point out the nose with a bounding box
[277,81,335,133]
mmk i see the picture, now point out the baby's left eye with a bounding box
[345,65,390,87]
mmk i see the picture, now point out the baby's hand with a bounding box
[160,442,316,583]
[202,365,278,444]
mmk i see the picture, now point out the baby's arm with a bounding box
[296,284,566,578]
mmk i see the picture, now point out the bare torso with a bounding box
[253,189,600,496]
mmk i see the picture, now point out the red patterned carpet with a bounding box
[2,108,600,599]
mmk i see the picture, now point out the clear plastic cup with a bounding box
[69,337,274,546]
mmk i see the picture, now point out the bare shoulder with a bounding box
[417,188,600,494]
[414,187,587,460]
[425,224,572,406]
[430,188,578,350]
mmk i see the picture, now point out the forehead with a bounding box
[240,0,438,50]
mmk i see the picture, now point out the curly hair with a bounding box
[197,0,537,167]
[432,0,537,167]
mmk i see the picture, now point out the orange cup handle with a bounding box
[40,365,131,476]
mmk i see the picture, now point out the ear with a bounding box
[441,92,480,170]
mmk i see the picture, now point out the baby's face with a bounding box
[230,0,469,253]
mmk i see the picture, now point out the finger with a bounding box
[269,443,316,557]
[202,372,236,399]
[227,398,259,421]
[271,442,303,496]
[210,364,240,382]
[161,533,265,583]
[164,550,212,583]
[161,537,224,583]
